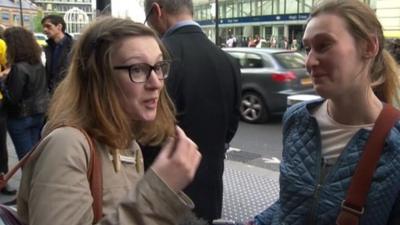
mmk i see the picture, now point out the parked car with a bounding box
[223,47,314,123]
[34,33,47,47]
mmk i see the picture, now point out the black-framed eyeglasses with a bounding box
[143,5,154,24]
[114,60,171,83]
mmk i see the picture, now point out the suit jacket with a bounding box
[156,24,240,221]
[17,127,194,225]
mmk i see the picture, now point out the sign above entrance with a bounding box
[197,13,310,26]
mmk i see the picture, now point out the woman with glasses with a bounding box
[16,17,201,225]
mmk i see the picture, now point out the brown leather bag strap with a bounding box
[0,142,39,190]
[78,128,103,224]
[336,104,400,225]
[0,126,103,224]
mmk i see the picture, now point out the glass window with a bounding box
[237,2,242,17]
[220,2,226,18]
[262,0,273,15]
[286,0,298,14]
[226,2,233,18]
[2,13,10,21]
[279,0,285,14]
[273,52,305,69]
[232,1,238,17]
[304,0,313,13]
[226,52,247,68]
[201,7,206,20]
[251,0,256,16]
[242,0,251,16]
[264,26,272,40]
[254,0,263,16]
[273,0,279,14]
[245,53,263,68]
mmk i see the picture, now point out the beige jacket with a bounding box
[17,127,193,225]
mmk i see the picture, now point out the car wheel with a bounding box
[240,92,269,123]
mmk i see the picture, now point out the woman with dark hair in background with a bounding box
[0,25,16,196]
[2,27,49,160]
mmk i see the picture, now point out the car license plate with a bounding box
[301,78,312,85]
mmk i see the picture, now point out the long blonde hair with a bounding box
[46,17,176,149]
[310,0,400,105]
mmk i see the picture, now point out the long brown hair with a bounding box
[46,17,176,149]
[3,27,42,65]
[309,0,400,105]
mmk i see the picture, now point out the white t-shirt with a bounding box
[312,101,374,165]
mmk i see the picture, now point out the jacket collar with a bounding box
[46,33,73,48]
[162,21,202,38]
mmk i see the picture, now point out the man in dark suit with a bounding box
[41,15,74,93]
[143,0,241,223]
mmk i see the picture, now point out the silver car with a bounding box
[223,47,314,123]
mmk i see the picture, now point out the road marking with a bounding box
[262,157,281,164]
[227,147,241,152]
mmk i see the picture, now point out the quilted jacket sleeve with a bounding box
[251,102,307,225]
[252,200,280,225]
[388,193,400,225]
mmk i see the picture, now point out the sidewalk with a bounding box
[222,160,279,222]
[1,136,280,222]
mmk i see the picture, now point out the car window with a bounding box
[244,53,263,68]
[35,34,47,41]
[226,52,247,68]
[273,52,305,69]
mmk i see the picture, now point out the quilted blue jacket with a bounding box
[253,100,400,225]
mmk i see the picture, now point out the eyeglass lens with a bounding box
[129,61,170,83]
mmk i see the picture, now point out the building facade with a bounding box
[33,0,94,32]
[0,0,40,30]
[376,0,400,39]
[193,0,399,47]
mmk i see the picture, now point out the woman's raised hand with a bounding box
[151,126,202,192]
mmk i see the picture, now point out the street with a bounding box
[228,117,283,171]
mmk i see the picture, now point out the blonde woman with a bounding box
[247,0,400,225]
[17,17,201,225]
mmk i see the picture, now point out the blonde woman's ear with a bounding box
[363,35,379,59]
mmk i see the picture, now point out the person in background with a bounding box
[283,37,289,49]
[1,27,49,161]
[290,38,298,51]
[245,0,400,224]
[41,15,74,93]
[0,24,16,196]
[270,36,277,48]
[143,0,241,223]
[17,17,202,225]
[248,36,256,47]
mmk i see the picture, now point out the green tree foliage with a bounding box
[33,11,44,33]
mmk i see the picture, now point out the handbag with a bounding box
[336,104,400,225]
[0,127,103,225]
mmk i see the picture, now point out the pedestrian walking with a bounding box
[17,17,202,225]
[1,27,49,161]
[41,15,74,93]
[143,0,241,223]
[244,0,400,225]
[0,25,16,196]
